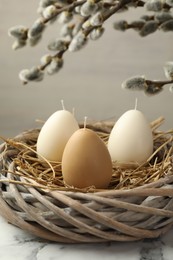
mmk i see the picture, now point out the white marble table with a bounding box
[0,215,173,260]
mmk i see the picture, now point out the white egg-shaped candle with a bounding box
[108,109,153,165]
[36,109,79,162]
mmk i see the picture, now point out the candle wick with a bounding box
[135,98,138,110]
[84,116,87,129]
[61,99,65,110]
[72,107,75,116]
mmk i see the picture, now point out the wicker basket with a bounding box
[0,119,173,243]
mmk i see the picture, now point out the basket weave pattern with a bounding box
[0,122,173,243]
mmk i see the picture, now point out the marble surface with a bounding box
[0,215,173,260]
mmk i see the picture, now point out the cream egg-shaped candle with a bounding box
[36,109,79,162]
[62,128,112,189]
[108,109,153,165]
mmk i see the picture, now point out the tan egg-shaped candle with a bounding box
[62,128,112,189]
[36,110,79,162]
[108,109,153,165]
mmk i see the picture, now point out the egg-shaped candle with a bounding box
[62,128,112,189]
[108,109,153,165]
[36,109,79,162]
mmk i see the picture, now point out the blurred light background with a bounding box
[0,0,173,138]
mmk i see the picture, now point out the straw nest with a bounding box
[0,117,173,243]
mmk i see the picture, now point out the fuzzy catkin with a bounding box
[28,18,45,39]
[113,20,128,31]
[68,32,87,52]
[164,62,173,79]
[42,5,57,19]
[145,0,164,12]
[90,27,104,40]
[122,76,147,91]
[47,57,63,74]
[12,39,26,50]
[8,25,28,40]
[155,12,173,23]
[166,0,173,6]
[39,0,58,8]
[48,39,68,51]
[139,21,158,36]
[160,19,173,31]
[80,0,97,17]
